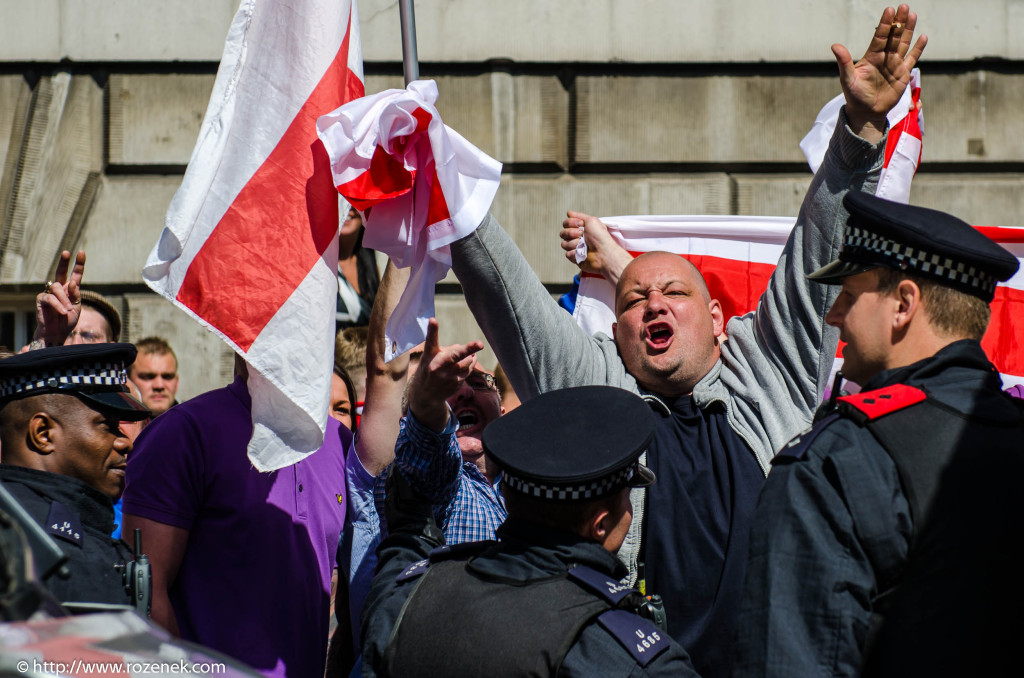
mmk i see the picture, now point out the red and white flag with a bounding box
[317,80,502,360]
[143,0,364,471]
[573,218,1024,389]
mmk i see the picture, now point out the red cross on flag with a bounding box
[316,80,502,360]
[144,0,365,471]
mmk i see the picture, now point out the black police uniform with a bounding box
[734,192,1024,678]
[363,516,697,678]
[361,386,700,678]
[0,343,150,613]
[0,466,132,607]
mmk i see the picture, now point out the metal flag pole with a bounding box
[398,0,420,85]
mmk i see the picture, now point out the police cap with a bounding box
[807,191,1019,301]
[0,343,149,420]
[482,385,656,501]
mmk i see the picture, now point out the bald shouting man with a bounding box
[445,6,926,676]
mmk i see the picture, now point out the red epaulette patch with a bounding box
[837,384,927,422]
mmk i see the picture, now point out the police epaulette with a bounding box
[567,565,635,605]
[428,540,494,562]
[396,541,496,583]
[774,413,840,463]
[597,609,670,667]
[837,384,927,425]
[396,558,430,583]
[46,501,83,547]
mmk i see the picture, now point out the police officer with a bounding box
[0,343,150,610]
[733,191,1024,678]
[361,385,700,677]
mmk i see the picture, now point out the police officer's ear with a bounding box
[26,412,59,455]
[892,279,924,333]
[586,499,624,549]
[588,507,614,543]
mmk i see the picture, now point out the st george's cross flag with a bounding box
[317,80,503,361]
[572,217,1024,390]
[573,72,1024,389]
[143,0,364,471]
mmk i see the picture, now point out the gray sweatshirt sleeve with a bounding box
[718,107,887,459]
[451,214,637,402]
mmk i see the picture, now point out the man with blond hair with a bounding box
[130,337,180,416]
[735,191,1024,677]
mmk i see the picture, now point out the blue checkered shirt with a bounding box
[374,410,506,545]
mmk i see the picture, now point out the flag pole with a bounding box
[398,0,419,85]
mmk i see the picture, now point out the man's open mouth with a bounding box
[645,323,674,349]
[455,409,480,433]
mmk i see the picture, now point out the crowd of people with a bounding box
[1,4,1022,677]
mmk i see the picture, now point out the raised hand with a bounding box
[407,318,484,431]
[31,250,86,349]
[560,211,634,285]
[832,4,927,143]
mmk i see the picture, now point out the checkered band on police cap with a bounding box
[842,226,1000,299]
[0,361,128,401]
[483,385,658,501]
[814,191,1021,302]
[502,461,642,501]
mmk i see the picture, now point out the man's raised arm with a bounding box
[451,214,637,403]
[355,260,412,476]
[726,4,927,457]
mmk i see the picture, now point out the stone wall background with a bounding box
[1,0,1021,399]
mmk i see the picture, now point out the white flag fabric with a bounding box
[144,0,364,471]
[317,80,502,360]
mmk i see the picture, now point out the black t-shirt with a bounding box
[643,394,765,678]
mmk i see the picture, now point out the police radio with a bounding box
[118,528,152,617]
[637,594,668,632]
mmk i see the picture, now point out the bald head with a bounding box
[611,251,724,397]
[615,252,710,315]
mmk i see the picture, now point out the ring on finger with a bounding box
[44,281,53,293]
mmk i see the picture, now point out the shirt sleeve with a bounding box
[733,423,911,678]
[451,213,639,401]
[344,436,382,652]
[122,408,206,529]
[393,411,462,509]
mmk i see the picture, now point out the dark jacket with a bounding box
[0,466,131,608]
[362,516,699,677]
[734,340,1024,677]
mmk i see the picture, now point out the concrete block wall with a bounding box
[2,0,1023,398]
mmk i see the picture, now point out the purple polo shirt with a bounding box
[123,377,348,678]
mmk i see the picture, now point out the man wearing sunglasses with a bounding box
[374,318,506,545]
